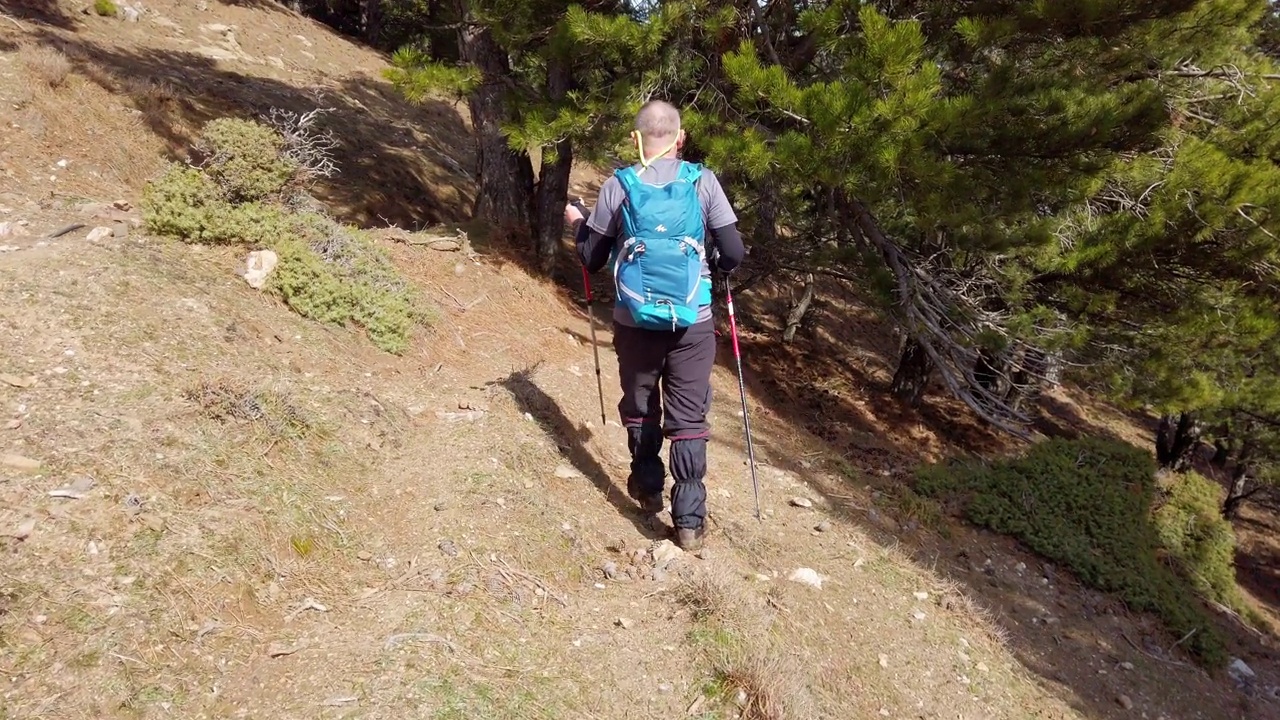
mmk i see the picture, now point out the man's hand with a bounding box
[564,202,585,228]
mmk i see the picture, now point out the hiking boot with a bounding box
[675,526,705,552]
[635,492,664,514]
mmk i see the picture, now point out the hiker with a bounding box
[565,99,745,551]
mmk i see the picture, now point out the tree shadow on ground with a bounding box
[717,417,1279,720]
[489,365,667,543]
[29,28,474,228]
[3,0,78,30]
[1234,491,1280,623]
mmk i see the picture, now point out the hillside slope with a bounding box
[1,2,1276,719]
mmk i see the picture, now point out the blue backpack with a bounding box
[612,161,713,330]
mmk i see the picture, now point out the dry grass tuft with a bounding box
[716,652,813,720]
[676,567,755,627]
[183,377,313,438]
[676,568,816,718]
[20,44,73,89]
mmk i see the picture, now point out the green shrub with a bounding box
[1154,472,1246,615]
[268,217,426,354]
[141,164,293,246]
[195,118,298,202]
[140,117,431,354]
[94,0,118,16]
[915,437,1227,668]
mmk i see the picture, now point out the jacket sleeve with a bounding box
[575,217,614,273]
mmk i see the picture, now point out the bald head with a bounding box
[634,100,682,145]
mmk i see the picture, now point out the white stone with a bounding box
[788,567,825,589]
[242,249,279,289]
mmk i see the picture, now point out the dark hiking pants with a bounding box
[613,319,716,530]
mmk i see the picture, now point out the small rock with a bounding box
[911,610,927,621]
[5,517,37,540]
[615,617,634,630]
[242,249,279,289]
[651,568,669,583]
[913,591,929,601]
[1116,694,1133,710]
[787,567,825,589]
[436,409,484,422]
[601,561,619,580]
[433,500,448,511]
[0,221,29,238]
[554,464,583,480]
[815,520,832,532]
[1,454,41,471]
[789,496,813,508]
[657,682,673,693]
[878,653,889,668]
[266,639,307,657]
[976,662,989,673]
[1229,658,1256,681]
[48,475,96,500]
[650,540,684,571]
[1119,661,1134,671]
[112,200,132,211]
[356,550,373,561]
[438,539,459,557]
[0,373,35,388]
[85,226,113,242]
[733,688,748,706]
[122,6,140,22]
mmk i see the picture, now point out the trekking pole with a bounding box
[722,276,762,521]
[573,200,608,426]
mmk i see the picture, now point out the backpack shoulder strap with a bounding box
[615,166,642,195]
[677,161,703,183]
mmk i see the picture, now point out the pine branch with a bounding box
[744,0,783,68]
[1161,68,1280,81]
[842,197,1055,440]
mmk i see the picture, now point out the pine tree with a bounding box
[1037,1,1280,477]
[383,0,645,273]
[581,0,1266,435]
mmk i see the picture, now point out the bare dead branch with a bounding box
[262,106,340,182]
[843,197,1069,439]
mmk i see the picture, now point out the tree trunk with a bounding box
[532,58,572,275]
[361,0,381,43]
[1223,468,1251,520]
[782,273,815,343]
[426,0,460,62]
[1211,439,1231,468]
[456,17,534,234]
[1008,347,1057,413]
[891,337,934,407]
[1155,411,1201,471]
[1223,437,1255,520]
[974,348,1005,394]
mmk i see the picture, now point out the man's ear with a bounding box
[677,129,687,148]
